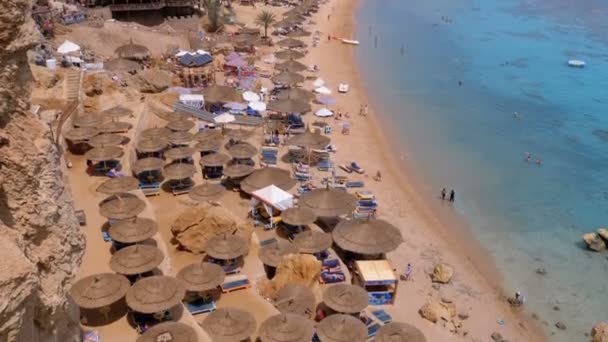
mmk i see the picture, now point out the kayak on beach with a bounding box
[341,39,360,45]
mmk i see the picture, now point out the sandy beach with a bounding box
[52,0,548,341]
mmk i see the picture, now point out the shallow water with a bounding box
[355,0,608,340]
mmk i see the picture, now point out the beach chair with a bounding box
[346,180,364,188]
[371,310,392,324]
[139,182,161,197]
[350,162,365,174]
[317,159,332,171]
[102,231,112,242]
[355,190,375,200]
[339,164,353,173]
[221,274,251,293]
[82,331,101,342]
[260,237,278,247]
[367,322,382,339]
[184,298,216,315]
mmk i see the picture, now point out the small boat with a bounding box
[338,83,349,93]
[341,39,360,45]
[567,59,586,68]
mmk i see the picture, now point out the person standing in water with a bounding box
[441,188,446,200]
[449,189,455,202]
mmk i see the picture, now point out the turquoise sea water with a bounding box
[355,0,608,340]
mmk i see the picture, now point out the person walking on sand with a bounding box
[403,263,413,281]
[441,188,446,200]
[363,105,368,116]
[449,189,455,202]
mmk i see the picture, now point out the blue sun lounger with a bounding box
[371,309,392,324]
[221,274,251,293]
[367,322,382,338]
[185,299,216,315]
[346,180,364,188]
[102,231,112,242]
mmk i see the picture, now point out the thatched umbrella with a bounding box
[99,193,145,220]
[85,146,124,162]
[98,121,133,133]
[205,234,248,260]
[69,273,130,309]
[223,163,255,178]
[293,231,332,254]
[277,38,306,49]
[268,98,311,113]
[202,307,256,342]
[202,85,242,104]
[189,184,225,202]
[163,163,196,180]
[277,88,315,101]
[108,217,158,244]
[227,143,258,159]
[286,30,312,38]
[286,131,330,148]
[168,131,194,145]
[176,262,226,292]
[224,128,254,141]
[88,133,124,147]
[316,314,367,342]
[137,138,168,154]
[258,241,299,268]
[276,59,307,73]
[298,188,357,217]
[275,49,306,60]
[200,153,230,167]
[105,58,140,73]
[194,130,223,142]
[332,219,403,255]
[63,127,99,141]
[96,176,139,194]
[375,323,427,342]
[109,245,164,275]
[165,146,196,160]
[137,322,197,342]
[281,207,317,226]
[133,157,164,173]
[323,284,368,314]
[115,40,151,61]
[240,168,296,194]
[141,127,171,140]
[125,276,185,313]
[166,119,195,132]
[102,106,133,118]
[74,113,106,128]
[271,72,305,85]
[195,138,222,152]
[258,314,314,342]
[271,284,316,318]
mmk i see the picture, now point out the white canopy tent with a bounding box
[315,108,333,117]
[57,40,81,54]
[251,184,294,228]
[314,86,332,95]
[214,113,236,124]
[313,78,325,88]
[248,101,266,112]
[243,91,261,102]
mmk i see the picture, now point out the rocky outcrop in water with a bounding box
[592,322,608,342]
[583,232,606,252]
[0,0,85,341]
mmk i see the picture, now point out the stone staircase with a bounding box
[64,69,81,102]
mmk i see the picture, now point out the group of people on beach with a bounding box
[441,187,455,202]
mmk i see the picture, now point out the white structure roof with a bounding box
[57,40,80,54]
[252,185,294,211]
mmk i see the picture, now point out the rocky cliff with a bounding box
[0,1,85,341]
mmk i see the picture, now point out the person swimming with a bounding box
[525,152,531,162]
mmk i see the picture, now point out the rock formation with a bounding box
[418,299,456,323]
[431,263,454,284]
[592,322,608,342]
[597,228,608,242]
[0,0,85,341]
[171,204,253,254]
[583,232,606,252]
[258,254,321,298]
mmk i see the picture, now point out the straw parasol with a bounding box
[281,207,317,226]
[99,193,146,220]
[276,59,307,73]
[102,106,133,118]
[258,314,314,342]
[133,157,164,173]
[165,146,196,160]
[202,85,242,103]
[104,58,140,73]
[163,163,196,180]
[277,88,315,101]
[88,133,124,147]
[223,163,255,178]
[202,307,256,342]
[286,30,312,38]
[194,130,222,142]
[137,322,198,342]
[277,38,306,49]
[286,131,330,148]
[200,153,230,167]
[98,121,133,133]
[298,188,358,217]
[293,231,332,254]
[74,113,106,128]
[125,275,185,313]
[96,176,139,194]
[63,127,99,141]
[227,143,258,159]
[375,323,427,342]
[258,241,299,268]
[323,284,369,314]
[176,262,225,292]
[115,40,151,60]
[189,184,225,202]
[268,98,311,113]
[205,234,248,260]
[168,131,194,145]
[166,119,195,132]
[195,138,222,152]
[141,127,171,140]
[109,244,164,275]
[271,284,316,318]
[240,168,296,194]
[137,138,168,153]
[271,72,305,85]
[316,314,367,342]
[332,219,403,255]
[85,146,124,162]
[69,273,130,309]
[224,128,254,141]
[275,49,306,60]
[108,217,158,244]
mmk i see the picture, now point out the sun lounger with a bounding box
[139,182,161,197]
[82,331,101,342]
[260,237,278,247]
[221,274,251,293]
[355,190,375,200]
[320,271,346,284]
[323,259,340,267]
[102,231,112,242]
[339,164,353,173]
[367,322,382,338]
[346,181,364,188]
[75,210,87,226]
[371,309,392,324]
[184,298,216,315]
[350,162,365,174]
[317,159,332,171]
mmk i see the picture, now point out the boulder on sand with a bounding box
[592,322,608,342]
[171,204,253,254]
[419,299,456,323]
[258,254,321,298]
[431,264,454,284]
[583,232,606,252]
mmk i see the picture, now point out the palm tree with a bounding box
[255,10,276,38]
[202,0,223,33]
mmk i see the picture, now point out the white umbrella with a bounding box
[313,78,325,88]
[57,40,81,54]
[315,108,333,117]
[243,91,260,102]
[249,101,267,112]
[224,102,248,110]
[214,113,236,124]
[315,86,332,95]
